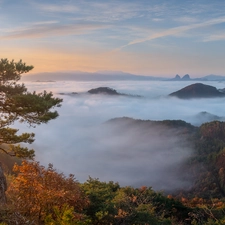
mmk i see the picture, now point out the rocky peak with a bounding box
[182,74,191,80]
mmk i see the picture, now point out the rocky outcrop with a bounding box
[170,74,191,81]
[174,74,181,80]
[182,74,191,80]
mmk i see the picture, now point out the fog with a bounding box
[16,80,225,191]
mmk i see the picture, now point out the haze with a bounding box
[16,80,225,191]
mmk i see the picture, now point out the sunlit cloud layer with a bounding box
[17,80,225,190]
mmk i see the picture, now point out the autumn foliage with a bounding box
[4,161,89,224]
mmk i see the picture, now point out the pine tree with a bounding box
[0,58,62,203]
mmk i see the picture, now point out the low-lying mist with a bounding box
[16,80,225,191]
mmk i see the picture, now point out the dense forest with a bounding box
[0,119,225,224]
[1,59,225,224]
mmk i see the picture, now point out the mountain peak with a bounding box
[169,83,225,99]
[182,74,191,80]
[174,74,181,80]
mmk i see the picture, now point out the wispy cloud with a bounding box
[34,1,142,22]
[33,1,181,24]
[174,16,199,24]
[116,16,225,50]
[203,33,225,42]
[37,3,79,13]
[0,21,108,40]
[152,18,164,22]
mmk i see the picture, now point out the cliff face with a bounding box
[169,83,225,99]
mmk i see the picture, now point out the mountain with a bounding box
[185,111,224,127]
[87,87,142,97]
[105,117,225,198]
[169,74,225,81]
[170,74,181,80]
[169,83,225,99]
[196,111,223,121]
[21,70,225,82]
[170,74,191,81]
[22,71,166,81]
[199,74,225,81]
[192,111,224,126]
[181,74,191,80]
[104,117,196,192]
[88,87,119,95]
[58,87,141,97]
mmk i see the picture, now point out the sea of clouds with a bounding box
[15,80,225,191]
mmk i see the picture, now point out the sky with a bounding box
[1,0,225,77]
[16,80,225,190]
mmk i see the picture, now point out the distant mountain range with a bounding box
[170,74,225,81]
[22,71,165,81]
[21,71,225,82]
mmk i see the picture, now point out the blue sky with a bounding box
[1,0,225,77]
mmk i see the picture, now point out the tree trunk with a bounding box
[0,162,7,204]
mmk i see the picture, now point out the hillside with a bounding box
[58,87,142,97]
[105,118,225,199]
[87,87,141,98]
[169,83,225,99]
[87,87,120,95]
[193,111,224,126]
[3,118,225,224]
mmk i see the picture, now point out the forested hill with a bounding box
[105,117,225,199]
[3,118,225,199]
[169,83,225,99]
[2,118,225,224]
[107,117,196,131]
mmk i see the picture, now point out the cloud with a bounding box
[3,1,225,48]
[174,16,199,23]
[0,21,108,40]
[34,1,142,22]
[33,1,189,24]
[152,18,164,22]
[116,16,225,50]
[203,33,225,42]
[37,3,79,13]
[16,80,225,191]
